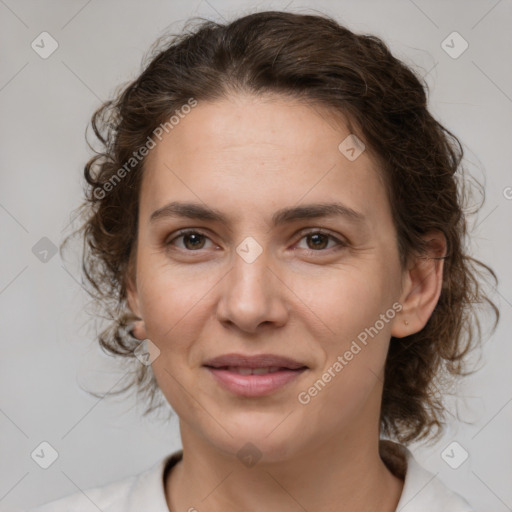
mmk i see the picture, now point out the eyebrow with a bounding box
[149,201,367,227]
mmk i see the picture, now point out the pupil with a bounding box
[185,234,204,249]
[309,234,327,250]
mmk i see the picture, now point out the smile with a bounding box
[205,366,307,397]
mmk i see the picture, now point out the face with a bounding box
[128,93,408,462]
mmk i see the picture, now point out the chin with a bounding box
[203,412,308,464]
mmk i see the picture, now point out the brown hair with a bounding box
[67,10,499,443]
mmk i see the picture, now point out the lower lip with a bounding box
[205,367,306,397]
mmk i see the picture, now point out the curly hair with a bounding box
[65,10,499,443]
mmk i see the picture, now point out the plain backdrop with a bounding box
[1,1,511,511]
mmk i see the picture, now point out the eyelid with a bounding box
[297,227,346,241]
[165,227,348,252]
[294,228,348,252]
[166,228,217,248]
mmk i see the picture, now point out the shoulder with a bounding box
[380,440,475,512]
[25,451,182,512]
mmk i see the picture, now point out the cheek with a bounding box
[297,264,397,407]
[298,286,394,424]
[137,266,210,414]
[135,260,212,355]
[130,248,208,418]
[295,263,396,340]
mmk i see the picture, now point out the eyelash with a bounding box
[165,228,347,256]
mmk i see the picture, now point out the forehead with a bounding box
[148,94,360,161]
[140,93,390,228]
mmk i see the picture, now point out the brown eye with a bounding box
[306,233,330,250]
[167,230,213,251]
[295,230,347,254]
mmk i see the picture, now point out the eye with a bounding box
[165,228,347,254]
[295,230,347,254]
[166,230,215,251]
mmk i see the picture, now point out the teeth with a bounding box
[226,366,281,375]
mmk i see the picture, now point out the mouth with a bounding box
[210,366,296,375]
[203,353,308,397]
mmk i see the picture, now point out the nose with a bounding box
[216,247,289,334]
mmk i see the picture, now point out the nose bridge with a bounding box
[216,237,287,332]
[230,241,272,310]
[232,240,269,296]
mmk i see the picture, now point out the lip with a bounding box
[206,368,306,397]
[203,353,307,369]
[203,353,308,397]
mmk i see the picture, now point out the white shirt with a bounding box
[25,442,474,512]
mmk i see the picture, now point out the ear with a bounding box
[126,272,148,341]
[391,231,446,338]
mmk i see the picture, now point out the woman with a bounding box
[27,10,499,512]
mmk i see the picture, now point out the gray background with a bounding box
[1,0,511,511]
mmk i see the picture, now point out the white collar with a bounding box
[381,441,474,511]
[124,442,473,512]
[32,442,473,511]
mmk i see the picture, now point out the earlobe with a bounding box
[129,319,147,341]
[126,275,148,340]
[391,231,446,338]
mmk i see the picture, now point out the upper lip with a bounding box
[203,353,308,370]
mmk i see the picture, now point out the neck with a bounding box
[165,419,404,512]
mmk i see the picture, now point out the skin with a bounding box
[127,93,446,512]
